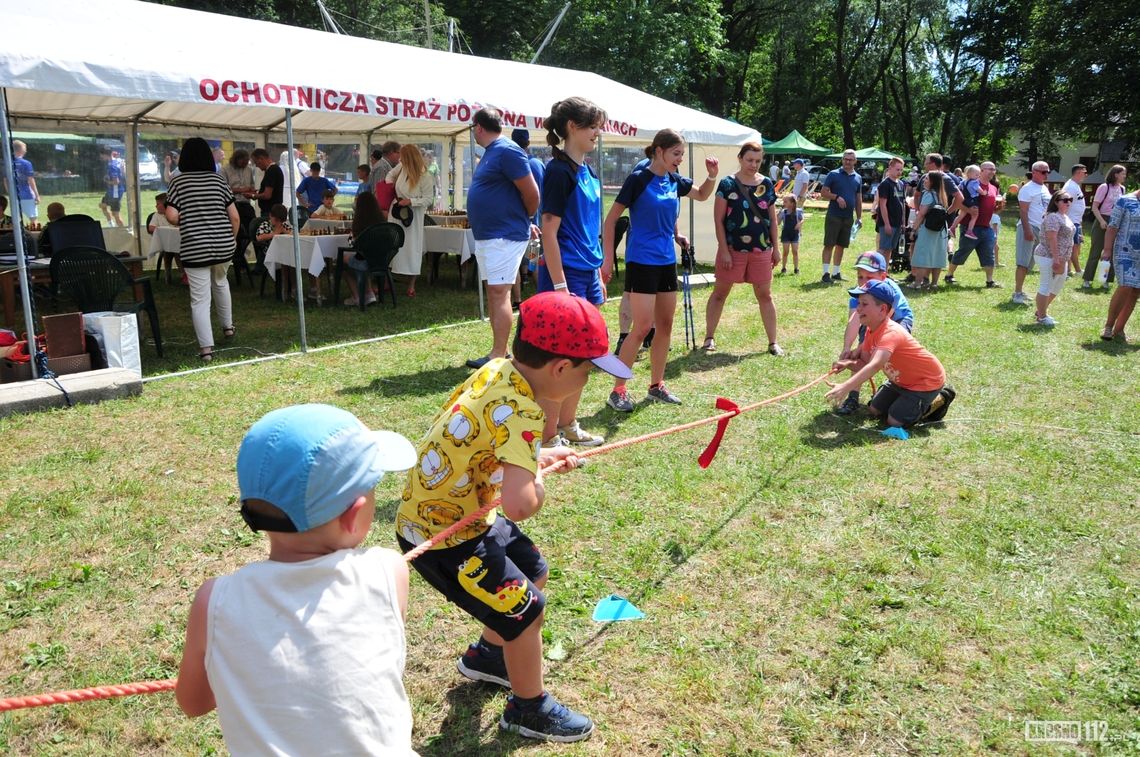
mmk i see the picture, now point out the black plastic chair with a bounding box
[49,247,163,357]
[333,223,404,310]
[41,214,106,257]
[231,205,258,287]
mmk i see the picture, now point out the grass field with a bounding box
[1,208,1137,755]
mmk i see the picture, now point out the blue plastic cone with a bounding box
[593,594,645,622]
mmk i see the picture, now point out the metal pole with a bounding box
[469,128,485,319]
[448,136,456,210]
[423,0,432,49]
[0,89,38,378]
[687,150,695,254]
[285,110,308,352]
[127,121,142,256]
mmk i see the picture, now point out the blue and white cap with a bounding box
[237,404,416,532]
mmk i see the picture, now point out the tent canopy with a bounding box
[763,130,832,156]
[0,0,759,147]
[825,146,906,161]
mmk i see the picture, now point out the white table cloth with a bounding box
[147,226,180,257]
[423,226,476,263]
[264,234,350,279]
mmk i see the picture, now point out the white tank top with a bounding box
[206,549,416,756]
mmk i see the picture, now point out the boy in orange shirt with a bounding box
[825,280,951,428]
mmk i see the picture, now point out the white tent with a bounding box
[1,0,758,146]
[1,0,759,368]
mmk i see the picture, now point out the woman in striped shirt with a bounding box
[165,138,240,362]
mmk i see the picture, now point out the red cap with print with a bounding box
[517,292,633,379]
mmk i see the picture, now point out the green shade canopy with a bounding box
[825,146,906,161]
[763,129,832,156]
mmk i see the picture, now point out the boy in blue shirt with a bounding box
[295,162,337,213]
[834,251,913,415]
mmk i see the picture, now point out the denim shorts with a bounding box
[537,262,605,305]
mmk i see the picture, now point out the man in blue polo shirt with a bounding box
[465,108,540,369]
[819,149,863,283]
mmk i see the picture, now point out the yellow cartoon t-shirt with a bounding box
[396,358,544,549]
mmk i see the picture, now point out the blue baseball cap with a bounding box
[237,404,416,532]
[848,280,898,309]
[853,252,888,273]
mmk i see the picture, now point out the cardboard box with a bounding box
[43,313,86,357]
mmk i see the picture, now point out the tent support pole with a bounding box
[0,89,38,378]
[285,110,308,353]
[448,136,456,210]
[127,120,142,255]
[470,127,484,320]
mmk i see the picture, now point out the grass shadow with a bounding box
[799,279,840,292]
[799,409,889,449]
[1014,323,1055,333]
[993,300,1031,312]
[1079,339,1140,354]
[550,452,798,670]
[663,348,753,378]
[338,364,472,398]
[416,682,527,757]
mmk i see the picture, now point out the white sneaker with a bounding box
[1011,292,1029,305]
[558,421,604,447]
[1036,315,1057,327]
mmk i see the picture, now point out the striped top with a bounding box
[165,171,236,267]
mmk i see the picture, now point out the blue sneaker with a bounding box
[457,643,509,688]
[500,693,595,742]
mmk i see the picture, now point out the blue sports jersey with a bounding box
[541,158,602,271]
[106,159,125,199]
[849,277,913,328]
[616,169,693,265]
[823,168,862,219]
[467,137,533,242]
[12,158,35,200]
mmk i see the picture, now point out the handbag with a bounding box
[83,311,141,376]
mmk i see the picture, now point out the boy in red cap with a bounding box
[396,291,630,743]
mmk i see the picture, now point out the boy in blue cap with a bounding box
[835,251,913,415]
[826,281,948,428]
[396,291,632,743]
[175,404,418,755]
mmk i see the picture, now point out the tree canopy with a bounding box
[153,0,1138,165]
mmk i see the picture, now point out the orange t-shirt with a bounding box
[860,319,945,391]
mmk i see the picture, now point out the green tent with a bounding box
[825,146,906,161]
[763,129,832,156]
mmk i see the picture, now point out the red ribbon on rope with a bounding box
[697,397,740,468]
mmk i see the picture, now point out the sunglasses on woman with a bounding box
[1058,197,1073,203]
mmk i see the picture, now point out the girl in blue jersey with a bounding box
[537,96,608,447]
[601,129,719,410]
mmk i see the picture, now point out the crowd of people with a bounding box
[7,103,1094,755]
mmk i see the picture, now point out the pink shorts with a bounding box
[717,249,774,286]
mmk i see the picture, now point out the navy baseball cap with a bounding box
[511,128,530,146]
[848,280,898,309]
[853,252,888,273]
[237,404,416,532]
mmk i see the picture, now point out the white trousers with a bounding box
[186,263,233,348]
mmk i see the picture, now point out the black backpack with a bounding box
[922,191,947,231]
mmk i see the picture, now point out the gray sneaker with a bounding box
[647,383,681,404]
[558,421,604,447]
[607,389,634,412]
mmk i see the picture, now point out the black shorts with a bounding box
[625,261,678,294]
[868,381,942,427]
[100,194,122,211]
[397,515,547,641]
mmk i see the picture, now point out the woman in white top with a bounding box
[1082,164,1127,288]
[387,144,435,297]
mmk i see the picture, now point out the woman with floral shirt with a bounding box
[703,142,783,355]
[1032,189,1077,327]
[1100,187,1140,341]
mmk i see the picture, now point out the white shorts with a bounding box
[473,238,528,286]
[1034,256,1068,297]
